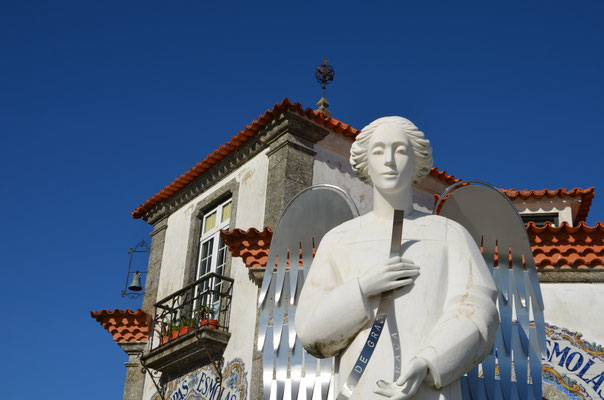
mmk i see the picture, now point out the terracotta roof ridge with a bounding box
[526,221,604,234]
[536,257,604,268]
[533,247,602,257]
[221,226,273,237]
[503,187,595,199]
[220,226,272,268]
[90,308,151,343]
[90,308,149,318]
[429,167,462,185]
[131,98,359,219]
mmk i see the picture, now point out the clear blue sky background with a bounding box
[1,1,602,398]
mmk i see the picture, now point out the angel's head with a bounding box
[350,116,433,191]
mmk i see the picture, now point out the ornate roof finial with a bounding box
[315,59,334,117]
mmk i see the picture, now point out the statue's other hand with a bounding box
[358,257,419,298]
[374,358,428,399]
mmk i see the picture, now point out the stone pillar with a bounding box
[142,216,168,314]
[263,133,316,228]
[262,112,330,229]
[118,342,147,400]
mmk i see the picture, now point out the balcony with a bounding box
[141,272,234,374]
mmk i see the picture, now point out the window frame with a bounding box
[195,197,232,312]
[520,212,560,227]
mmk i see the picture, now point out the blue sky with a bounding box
[1,1,602,398]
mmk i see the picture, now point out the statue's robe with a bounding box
[296,212,499,399]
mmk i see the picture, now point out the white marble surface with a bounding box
[295,117,499,399]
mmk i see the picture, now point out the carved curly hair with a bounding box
[350,116,433,184]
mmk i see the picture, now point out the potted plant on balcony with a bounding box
[195,305,219,329]
[167,319,196,340]
[170,322,180,340]
[157,316,195,345]
[177,318,195,337]
[159,322,171,345]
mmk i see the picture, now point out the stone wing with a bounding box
[435,181,546,400]
[257,185,359,400]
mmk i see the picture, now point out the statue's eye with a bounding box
[395,146,407,154]
[371,148,384,155]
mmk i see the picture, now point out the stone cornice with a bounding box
[282,110,330,143]
[538,270,604,283]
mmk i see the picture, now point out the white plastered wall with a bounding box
[541,283,604,344]
[142,149,269,399]
[514,199,580,226]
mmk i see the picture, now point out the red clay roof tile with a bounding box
[90,308,151,343]
[220,227,272,268]
[528,222,604,269]
[429,168,462,185]
[132,98,359,219]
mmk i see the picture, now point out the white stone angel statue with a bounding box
[295,117,500,399]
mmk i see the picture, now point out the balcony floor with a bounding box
[142,327,231,374]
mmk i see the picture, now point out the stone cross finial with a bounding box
[315,59,334,117]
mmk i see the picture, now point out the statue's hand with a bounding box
[358,257,419,298]
[374,358,428,399]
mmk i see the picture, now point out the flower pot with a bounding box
[179,326,193,337]
[161,335,170,345]
[201,319,219,329]
[171,329,179,340]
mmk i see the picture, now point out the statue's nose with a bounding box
[384,149,395,165]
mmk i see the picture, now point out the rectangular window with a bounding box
[520,213,559,227]
[221,202,231,222]
[203,211,217,234]
[195,198,232,312]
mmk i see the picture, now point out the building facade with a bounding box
[92,99,604,400]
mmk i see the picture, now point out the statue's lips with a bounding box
[381,172,398,177]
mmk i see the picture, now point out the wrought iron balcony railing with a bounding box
[148,272,234,352]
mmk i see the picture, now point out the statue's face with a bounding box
[367,124,415,192]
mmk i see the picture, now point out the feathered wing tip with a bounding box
[257,185,358,400]
[436,181,546,400]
